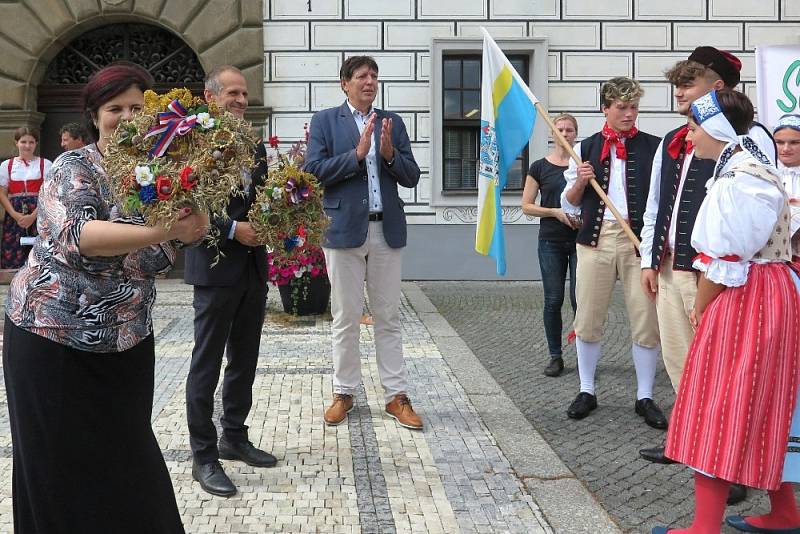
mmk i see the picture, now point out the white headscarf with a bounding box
[691,90,774,177]
[774,113,800,134]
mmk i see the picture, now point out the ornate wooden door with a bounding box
[38,23,205,160]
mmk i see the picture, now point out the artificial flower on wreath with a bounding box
[247,125,329,254]
[103,87,257,232]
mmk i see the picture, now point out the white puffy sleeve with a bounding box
[560,141,582,216]
[43,158,53,180]
[690,172,785,286]
[0,159,10,188]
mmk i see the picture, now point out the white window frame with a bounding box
[429,37,549,207]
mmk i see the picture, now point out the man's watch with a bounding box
[386,156,395,167]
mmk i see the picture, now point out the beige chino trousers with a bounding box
[654,254,697,390]
[323,221,407,404]
[574,222,660,348]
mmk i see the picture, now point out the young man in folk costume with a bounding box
[651,88,800,534]
[637,46,778,505]
[560,77,667,428]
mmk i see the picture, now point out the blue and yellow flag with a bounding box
[476,28,538,275]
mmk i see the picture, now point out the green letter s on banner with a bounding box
[777,60,800,113]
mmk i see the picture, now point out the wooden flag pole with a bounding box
[533,102,641,249]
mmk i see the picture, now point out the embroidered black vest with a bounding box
[648,127,715,271]
[576,131,661,248]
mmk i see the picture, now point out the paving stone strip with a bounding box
[0,281,560,533]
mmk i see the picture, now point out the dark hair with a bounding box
[59,122,89,141]
[81,62,153,141]
[692,89,754,135]
[13,127,38,142]
[340,56,379,81]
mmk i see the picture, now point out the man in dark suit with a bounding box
[304,56,422,430]
[184,65,276,497]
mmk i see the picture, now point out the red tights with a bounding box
[674,473,799,533]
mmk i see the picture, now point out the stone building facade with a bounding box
[0,0,797,278]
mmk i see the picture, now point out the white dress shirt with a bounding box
[561,139,629,221]
[639,139,695,268]
[346,100,382,213]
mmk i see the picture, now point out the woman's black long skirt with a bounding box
[2,318,185,534]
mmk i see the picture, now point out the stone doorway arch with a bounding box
[37,22,206,160]
[0,0,267,159]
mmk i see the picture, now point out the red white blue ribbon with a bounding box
[145,99,198,158]
[285,178,310,205]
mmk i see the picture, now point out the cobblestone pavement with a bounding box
[419,281,783,534]
[0,281,551,534]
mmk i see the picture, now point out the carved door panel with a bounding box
[38,23,205,160]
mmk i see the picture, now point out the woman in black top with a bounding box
[521,113,579,377]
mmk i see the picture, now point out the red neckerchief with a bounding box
[600,123,638,162]
[666,125,693,159]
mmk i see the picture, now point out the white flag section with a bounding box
[476,28,538,276]
[756,45,800,129]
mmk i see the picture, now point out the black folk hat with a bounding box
[688,46,742,88]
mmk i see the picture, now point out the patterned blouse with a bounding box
[6,144,176,353]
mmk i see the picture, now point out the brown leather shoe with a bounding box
[324,393,354,426]
[385,394,423,430]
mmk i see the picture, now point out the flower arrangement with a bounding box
[253,128,331,314]
[103,87,256,229]
[247,128,328,251]
[268,244,327,286]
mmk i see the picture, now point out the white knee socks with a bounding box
[576,338,601,395]
[577,340,659,399]
[632,342,659,400]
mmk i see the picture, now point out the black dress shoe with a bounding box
[635,398,668,429]
[567,392,597,419]
[727,483,748,505]
[192,460,236,497]
[638,446,677,464]
[544,357,564,377]
[219,437,278,468]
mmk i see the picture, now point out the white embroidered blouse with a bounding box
[691,151,787,287]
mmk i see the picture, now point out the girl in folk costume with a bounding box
[774,114,800,266]
[0,128,52,269]
[653,90,800,534]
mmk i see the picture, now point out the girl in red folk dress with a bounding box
[0,128,52,269]
[653,89,800,534]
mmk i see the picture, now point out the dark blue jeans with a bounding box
[538,239,577,358]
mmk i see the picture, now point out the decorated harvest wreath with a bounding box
[247,133,329,254]
[103,88,256,229]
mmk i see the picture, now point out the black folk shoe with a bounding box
[639,445,677,464]
[567,392,597,419]
[635,398,668,429]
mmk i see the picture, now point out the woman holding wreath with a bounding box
[2,63,207,534]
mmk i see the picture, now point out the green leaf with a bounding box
[124,194,143,212]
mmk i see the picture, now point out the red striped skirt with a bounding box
[665,262,800,490]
